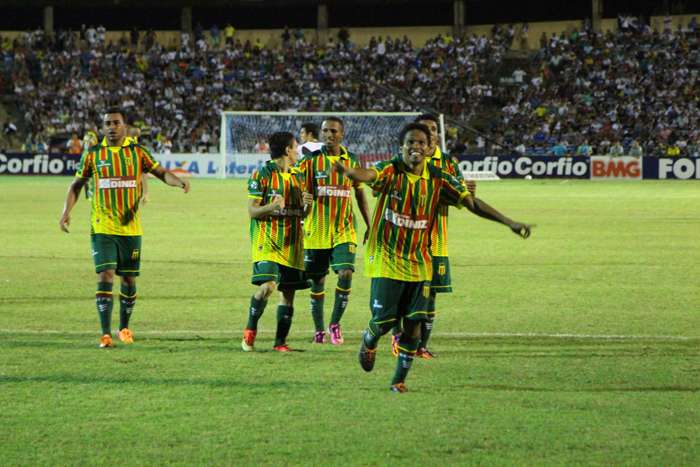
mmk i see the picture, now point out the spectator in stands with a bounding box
[67,133,83,155]
[551,141,568,156]
[224,23,235,46]
[628,140,643,157]
[608,140,624,157]
[576,140,592,156]
[666,142,681,157]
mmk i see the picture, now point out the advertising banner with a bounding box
[643,157,700,180]
[454,155,590,179]
[590,156,642,180]
[0,153,81,175]
[155,153,267,178]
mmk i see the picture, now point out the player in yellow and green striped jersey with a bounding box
[335,123,533,393]
[59,107,191,349]
[242,132,314,353]
[391,114,477,360]
[296,117,371,345]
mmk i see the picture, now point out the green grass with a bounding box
[1,177,699,466]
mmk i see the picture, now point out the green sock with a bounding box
[420,292,437,348]
[391,333,419,385]
[310,282,325,332]
[119,283,137,330]
[275,305,294,346]
[246,296,267,331]
[330,277,351,325]
[96,282,114,335]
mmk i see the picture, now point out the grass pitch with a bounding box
[1,176,699,465]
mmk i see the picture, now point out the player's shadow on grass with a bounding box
[0,373,315,389]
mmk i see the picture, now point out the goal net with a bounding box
[220,111,445,178]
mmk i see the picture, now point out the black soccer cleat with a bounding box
[358,338,377,372]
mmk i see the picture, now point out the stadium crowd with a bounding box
[492,18,700,157]
[2,24,508,153]
[1,18,699,157]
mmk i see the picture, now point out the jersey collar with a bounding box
[101,136,134,147]
[430,146,442,161]
[323,145,350,159]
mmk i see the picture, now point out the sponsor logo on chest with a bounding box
[384,208,428,230]
[98,176,137,189]
[317,185,351,198]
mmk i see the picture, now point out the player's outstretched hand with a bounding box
[180,179,191,193]
[466,179,476,196]
[510,222,534,239]
[302,192,313,208]
[59,214,70,233]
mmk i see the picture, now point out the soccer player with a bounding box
[391,114,475,359]
[297,122,323,157]
[242,132,313,352]
[59,108,191,348]
[296,117,371,344]
[335,123,532,392]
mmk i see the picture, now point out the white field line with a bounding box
[0,329,695,341]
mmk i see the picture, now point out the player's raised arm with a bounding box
[332,161,377,184]
[461,195,533,239]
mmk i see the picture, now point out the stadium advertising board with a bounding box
[0,153,81,175]
[455,155,590,179]
[590,156,642,180]
[156,153,267,178]
[643,157,700,180]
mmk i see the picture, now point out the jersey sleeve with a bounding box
[247,170,265,199]
[439,169,469,206]
[368,160,392,194]
[138,145,160,172]
[447,156,465,184]
[75,150,94,178]
[295,155,313,192]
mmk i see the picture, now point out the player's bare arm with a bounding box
[333,161,377,184]
[150,165,191,193]
[353,186,371,244]
[302,192,313,218]
[248,196,285,219]
[462,195,533,239]
[59,177,88,233]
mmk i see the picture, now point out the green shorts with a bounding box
[252,261,310,290]
[431,256,452,293]
[369,277,432,324]
[91,234,142,277]
[304,242,356,278]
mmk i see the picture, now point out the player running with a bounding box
[296,117,371,345]
[59,108,190,348]
[334,123,532,392]
[242,132,313,352]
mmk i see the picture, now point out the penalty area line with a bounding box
[0,329,696,341]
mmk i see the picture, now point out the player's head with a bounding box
[321,117,344,148]
[102,107,128,146]
[269,131,298,163]
[300,122,319,143]
[399,123,431,170]
[415,113,440,153]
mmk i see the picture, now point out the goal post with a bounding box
[220,111,446,178]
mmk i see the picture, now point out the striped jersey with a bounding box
[428,147,465,257]
[248,161,306,269]
[75,140,159,236]
[296,145,360,249]
[365,156,469,282]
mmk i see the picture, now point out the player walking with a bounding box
[59,108,190,348]
[296,117,371,344]
[242,132,313,352]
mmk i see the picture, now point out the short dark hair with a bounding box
[322,116,344,130]
[415,113,439,125]
[301,122,319,138]
[399,123,431,146]
[269,131,295,159]
[103,107,127,123]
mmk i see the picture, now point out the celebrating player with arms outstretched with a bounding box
[335,123,532,392]
[59,108,190,348]
[296,117,371,345]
